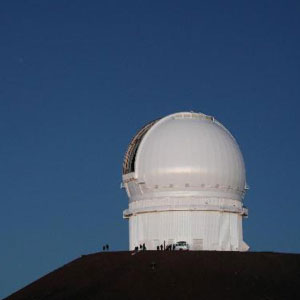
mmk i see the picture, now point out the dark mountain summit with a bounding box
[5,251,300,300]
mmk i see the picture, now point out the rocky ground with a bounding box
[5,251,300,300]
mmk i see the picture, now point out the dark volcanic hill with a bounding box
[5,251,300,300]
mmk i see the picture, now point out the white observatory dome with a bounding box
[122,112,249,252]
[135,112,245,195]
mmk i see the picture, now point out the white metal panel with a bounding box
[192,239,203,250]
[128,210,246,251]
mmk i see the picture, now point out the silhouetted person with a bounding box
[140,244,142,250]
[134,246,138,253]
[106,244,109,251]
[172,244,176,251]
[160,244,163,250]
[157,246,160,251]
[143,243,146,251]
[102,245,105,251]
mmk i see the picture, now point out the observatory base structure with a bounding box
[126,210,246,251]
[123,181,248,251]
[122,112,249,251]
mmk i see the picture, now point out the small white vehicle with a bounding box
[174,241,189,250]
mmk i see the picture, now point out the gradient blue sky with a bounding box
[1,0,300,298]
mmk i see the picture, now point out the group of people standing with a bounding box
[134,243,146,252]
[133,243,177,251]
[157,244,176,251]
[102,244,109,251]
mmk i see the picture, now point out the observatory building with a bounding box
[122,112,249,251]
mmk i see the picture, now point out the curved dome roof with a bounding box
[123,112,246,194]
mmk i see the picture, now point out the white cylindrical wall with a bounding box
[129,210,244,251]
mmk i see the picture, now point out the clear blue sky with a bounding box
[1,0,299,297]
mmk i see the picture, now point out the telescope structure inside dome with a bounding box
[122,112,249,251]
